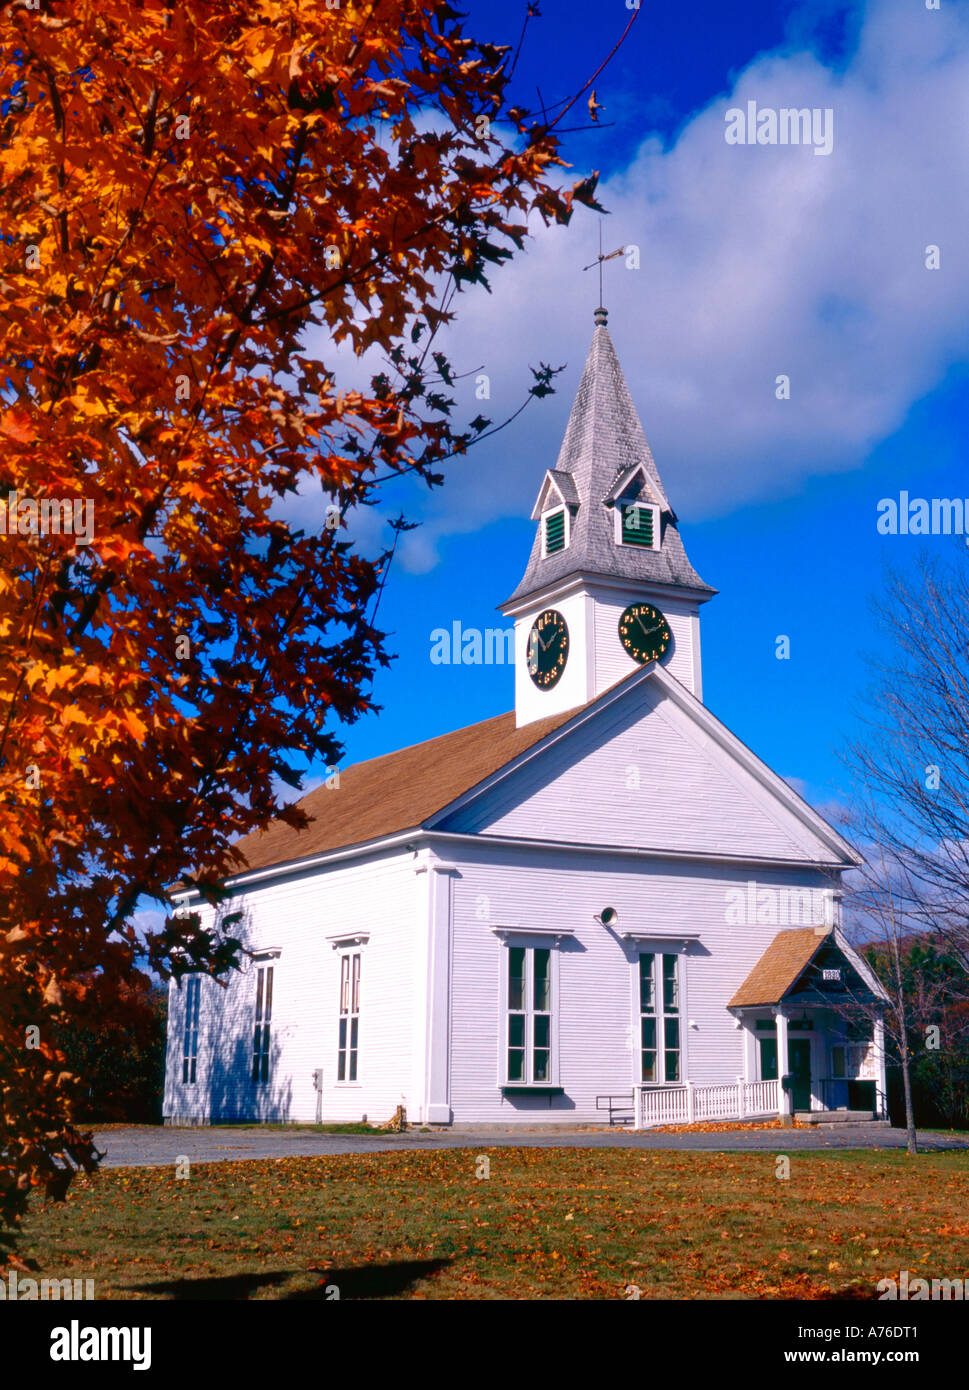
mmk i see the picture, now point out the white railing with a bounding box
[636,1077,780,1129]
[742,1079,779,1116]
[693,1084,739,1121]
[638,1086,690,1127]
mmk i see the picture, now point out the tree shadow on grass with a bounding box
[127,1270,294,1300]
[285,1258,452,1299]
[127,1258,452,1300]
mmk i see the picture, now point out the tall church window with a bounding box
[640,953,680,1083]
[252,964,273,1085]
[337,951,361,1082]
[507,946,552,1083]
[182,975,200,1085]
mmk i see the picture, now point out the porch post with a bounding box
[776,1005,792,1126]
[873,1013,887,1120]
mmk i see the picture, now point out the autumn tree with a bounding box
[0,0,621,1260]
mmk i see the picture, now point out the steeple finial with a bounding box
[582,219,624,317]
[593,305,608,326]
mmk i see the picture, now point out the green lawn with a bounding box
[19,1147,969,1299]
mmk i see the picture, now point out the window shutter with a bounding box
[621,504,654,547]
[544,509,565,553]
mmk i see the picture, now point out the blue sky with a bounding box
[298,0,968,826]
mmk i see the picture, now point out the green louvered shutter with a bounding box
[621,504,654,547]
[544,509,566,554]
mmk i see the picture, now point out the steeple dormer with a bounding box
[501,309,716,727]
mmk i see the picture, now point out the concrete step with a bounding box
[795,1110,886,1126]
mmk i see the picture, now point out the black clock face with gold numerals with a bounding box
[527,608,570,688]
[618,602,672,665]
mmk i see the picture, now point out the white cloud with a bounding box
[319,0,969,572]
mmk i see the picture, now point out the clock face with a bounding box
[618,602,671,665]
[527,609,569,688]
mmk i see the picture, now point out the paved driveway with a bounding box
[90,1124,969,1168]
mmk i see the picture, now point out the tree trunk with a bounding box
[897,1010,919,1155]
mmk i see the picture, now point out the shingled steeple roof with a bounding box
[505,309,714,606]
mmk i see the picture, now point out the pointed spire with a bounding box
[505,315,713,606]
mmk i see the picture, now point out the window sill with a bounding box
[501,1085,564,1096]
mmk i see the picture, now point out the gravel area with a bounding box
[89,1123,969,1168]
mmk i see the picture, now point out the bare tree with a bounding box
[838,837,928,1155]
[839,547,969,1151]
[845,549,969,968]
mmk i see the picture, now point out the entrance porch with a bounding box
[734,1002,887,1125]
[728,924,889,1126]
[633,925,890,1130]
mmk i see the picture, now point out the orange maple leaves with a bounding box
[0,0,596,1260]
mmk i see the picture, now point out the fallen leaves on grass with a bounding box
[15,1147,969,1301]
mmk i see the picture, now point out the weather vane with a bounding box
[582,219,624,313]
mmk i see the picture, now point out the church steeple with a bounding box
[501,311,716,727]
[506,308,711,607]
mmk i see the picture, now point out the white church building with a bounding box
[163,308,889,1130]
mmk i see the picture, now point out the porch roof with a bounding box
[727,926,832,1008]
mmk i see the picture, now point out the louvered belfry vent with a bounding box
[621,503,654,548]
[544,509,566,554]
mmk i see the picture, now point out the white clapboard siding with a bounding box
[445,841,835,1124]
[437,677,830,863]
[163,849,418,1127]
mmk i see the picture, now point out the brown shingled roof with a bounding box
[727,927,832,1008]
[223,702,587,877]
